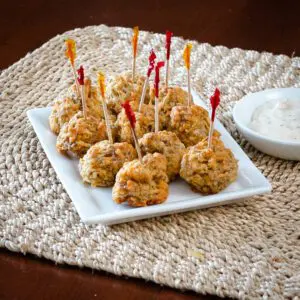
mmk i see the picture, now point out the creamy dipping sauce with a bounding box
[249,99,300,142]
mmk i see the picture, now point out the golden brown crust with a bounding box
[139,131,186,181]
[106,72,149,114]
[112,153,169,207]
[56,111,107,157]
[49,79,103,135]
[79,140,137,187]
[150,86,191,129]
[180,137,238,194]
[115,104,155,144]
[49,97,80,135]
[169,105,220,147]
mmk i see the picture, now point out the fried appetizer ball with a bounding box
[169,105,219,147]
[49,79,103,134]
[49,96,81,135]
[113,153,169,207]
[149,85,191,129]
[139,131,185,181]
[106,71,149,114]
[79,140,137,187]
[115,104,155,144]
[56,111,107,157]
[180,137,238,194]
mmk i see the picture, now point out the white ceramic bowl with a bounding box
[233,88,300,160]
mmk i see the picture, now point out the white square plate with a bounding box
[27,90,271,225]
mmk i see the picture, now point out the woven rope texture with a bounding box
[0,25,300,299]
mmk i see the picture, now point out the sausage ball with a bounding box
[49,96,81,135]
[56,111,107,157]
[149,85,191,129]
[139,130,185,181]
[49,79,103,134]
[169,105,219,147]
[106,71,149,114]
[113,153,169,207]
[79,140,137,187]
[115,104,155,144]
[84,79,104,120]
[180,137,238,194]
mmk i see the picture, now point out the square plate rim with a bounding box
[26,89,272,225]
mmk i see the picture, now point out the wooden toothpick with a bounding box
[183,43,192,106]
[208,88,220,149]
[154,61,165,133]
[98,72,113,144]
[77,66,87,119]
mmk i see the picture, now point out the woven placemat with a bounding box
[0,25,299,299]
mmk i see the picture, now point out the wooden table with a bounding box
[1,1,299,299]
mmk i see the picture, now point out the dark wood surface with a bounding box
[0,248,213,300]
[1,1,300,299]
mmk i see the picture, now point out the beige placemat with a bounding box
[0,25,299,299]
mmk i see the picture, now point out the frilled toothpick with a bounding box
[122,100,142,161]
[77,66,87,119]
[183,43,192,106]
[98,72,113,144]
[132,26,139,82]
[154,61,165,133]
[165,30,173,88]
[208,88,220,148]
[138,49,156,112]
[65,39,80,96]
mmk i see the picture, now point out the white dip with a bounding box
[249,99,300,141]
